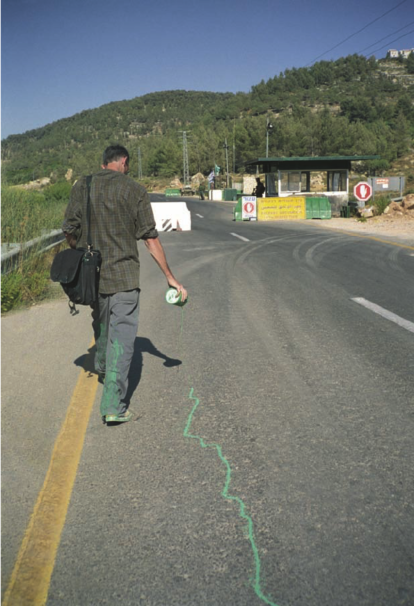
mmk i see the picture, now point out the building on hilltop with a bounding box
[387,49,414,59]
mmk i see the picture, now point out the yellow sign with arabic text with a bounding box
[257,197,306,221]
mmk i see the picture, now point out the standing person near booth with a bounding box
[62,145,187,425]
[253,177,265,198]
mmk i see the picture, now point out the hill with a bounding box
[2,54,414,185]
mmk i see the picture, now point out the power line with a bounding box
[357,20,414,53]
[306,0,409,66]
[367,28,414,55]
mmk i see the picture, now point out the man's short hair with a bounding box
[103,145,130,166]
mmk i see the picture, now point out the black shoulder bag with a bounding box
[50,176,102,315]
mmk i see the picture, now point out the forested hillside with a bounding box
[2,54,414,184]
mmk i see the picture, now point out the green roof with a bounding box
[247,155,379,163]
[244,155,380,171]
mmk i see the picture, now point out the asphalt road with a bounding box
[2,197,414,606]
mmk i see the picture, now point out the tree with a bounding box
[393,111,411,158]
[147,140,180,177]
[341,98,376,123]
[396,94,414,122]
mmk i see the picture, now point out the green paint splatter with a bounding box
[100,338,124,416]
[183,388,278,606]
[95,322,107,373]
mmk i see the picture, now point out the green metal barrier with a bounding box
[165,188,181,197]
[223,188,238,201]
[233,198,243,221]
[305,197,332,219]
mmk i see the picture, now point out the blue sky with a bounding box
[2,0,413,139]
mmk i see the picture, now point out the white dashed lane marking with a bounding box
[230,233,250,242]
[352,297,414,334]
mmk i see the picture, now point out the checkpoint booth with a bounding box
[241,155,379,219]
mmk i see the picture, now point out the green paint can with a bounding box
[165,288,187,307]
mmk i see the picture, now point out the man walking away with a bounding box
[62,145,187,424]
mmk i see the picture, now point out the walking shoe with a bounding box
[105,410,133,424]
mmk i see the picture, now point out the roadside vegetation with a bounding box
[1,184,69,313]
[2,183,70,242]
[371,195,393,216]
[1,248,65,313]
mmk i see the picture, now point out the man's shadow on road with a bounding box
[74,337,182,405]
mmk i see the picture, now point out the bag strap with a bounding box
[86,175,93,250]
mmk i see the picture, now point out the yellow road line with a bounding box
[308,223,414,251]
[335,230,414,250]
[2,342,98,606]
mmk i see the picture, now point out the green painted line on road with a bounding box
[183,387,278,606]
[177,307,278,604]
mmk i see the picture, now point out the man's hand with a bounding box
[168,278,188,302]
[64,232,77,249]
[144,237,187,301]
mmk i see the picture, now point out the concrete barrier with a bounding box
[209,190,223,201]
[151,202,191,232]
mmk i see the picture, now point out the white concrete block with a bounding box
[151,202,192,231]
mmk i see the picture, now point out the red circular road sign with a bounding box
[243,201,255,214]
[354,181,372,202]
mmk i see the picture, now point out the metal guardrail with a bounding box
[1,229,65,275]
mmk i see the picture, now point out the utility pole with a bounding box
[180,131,190,187]
[137,147,143,179]
[266,117,273,158]
[223,139,229,188]
[233,120,236,174]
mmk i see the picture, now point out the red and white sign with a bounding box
[354,181,372,202]
[376,178,389,189]
[242,196,257,220]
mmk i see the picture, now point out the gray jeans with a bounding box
[92,289,140,417]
